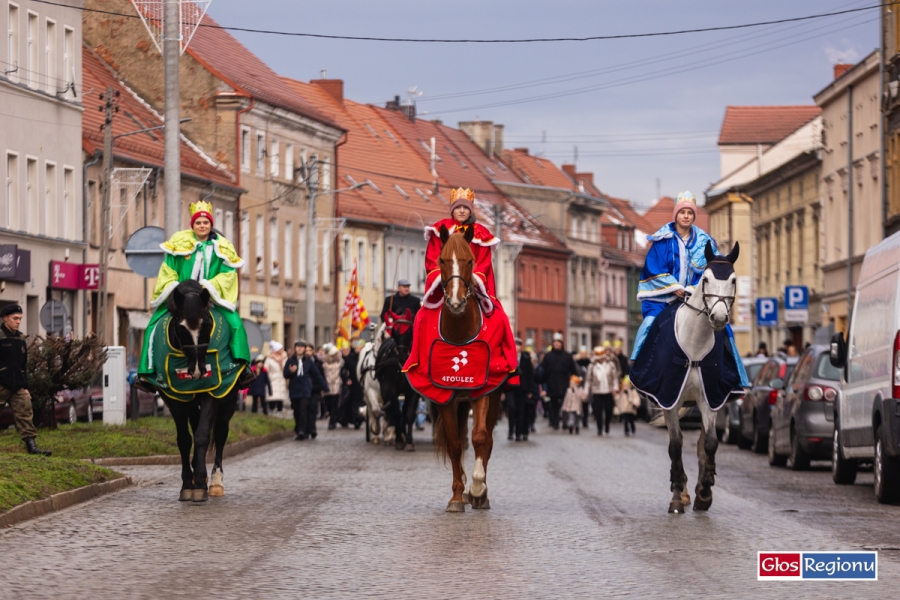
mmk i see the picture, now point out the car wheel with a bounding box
[789,426,810,471]
[750,415,767,454]
[67,401,77,425]
[832,429,857,485]
[86,399,94,424]
[736,413,752,449]
[768,422,787,466]
[874,426,900,504]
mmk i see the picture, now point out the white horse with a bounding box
[357,323,395,445]
[634,241,742,514]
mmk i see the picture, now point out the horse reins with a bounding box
[680,260,736,325]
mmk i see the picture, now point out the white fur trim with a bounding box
[212,238,245,269]
[472,236,500,247]
[150,281,178,309]
[636,284,683,300]
[199,279,237,312]
[471,272,494,314]
[424,225,442,241]
[422,276,444,309]
[160,241,194,257]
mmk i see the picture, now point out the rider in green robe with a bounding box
[138,201,250,385]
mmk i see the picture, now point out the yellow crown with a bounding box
[189,201,213,218]
[450,188,475,203]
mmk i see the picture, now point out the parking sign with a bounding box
[784,286,809,323]
[757,298,778,327]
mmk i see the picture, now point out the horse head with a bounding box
[693,240,739,331]
[167,280,213,379]
[438,224,475,315]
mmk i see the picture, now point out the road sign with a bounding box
[784,285,809,323]
[125,226,166,278]
[757,298,778,327]
[39,299,69,335]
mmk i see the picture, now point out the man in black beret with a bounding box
[0,304,51,455]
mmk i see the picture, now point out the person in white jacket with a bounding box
[584,344,621,435]
[264,341,289,412]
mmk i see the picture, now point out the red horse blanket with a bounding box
[403,306,519,404]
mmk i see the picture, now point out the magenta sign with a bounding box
[80,264,100,290]
[49,261,101,290]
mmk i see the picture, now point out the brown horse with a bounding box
[433,224,503,512]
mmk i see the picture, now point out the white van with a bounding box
[830,231,900,503]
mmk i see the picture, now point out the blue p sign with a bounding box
[757,298,778,327]
[785,286,809,310]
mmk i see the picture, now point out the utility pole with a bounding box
[846,84,854,327]
[97,86,115,345]
[305,157,320,345]
[163,0,181,237]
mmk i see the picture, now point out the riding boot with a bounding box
[24,437,51,456]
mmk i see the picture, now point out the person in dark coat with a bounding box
[537,333,578,430]
[574,348,592,428]
[284,340,328,440]
[308,344,326,419]
[339,340,365,428]
[512,338,536,441]
[247,355,272,415]
[381,280,421,336]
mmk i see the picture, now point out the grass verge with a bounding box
[0,455,122,513]
[0,412,293,460]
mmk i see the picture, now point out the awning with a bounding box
[126,310,151,330]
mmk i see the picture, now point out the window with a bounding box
[224,210,234,242]
[87,180,97,244]
[44,19,55,93]
[321,230,330,286]
[26,11,36,87]
[419,249,426,290]
[283,221,292,280]
[62,167,72,239]
[342,236,351,283]
[43,162,55,236]
[357,239,366,286]
[63,26,73,89]
[213,208,223,233]
[240,211,249,261]
[284,144,294,181]
[255,131,265,176]
[409,248,418,291]
[25,157,36,233]
[269,217,279,277]
[240,128,250,172]
[4,153,17,229]
[255,214,264,274]
[7,4,19,83]
[321,157,331,191]
[298,224,306,281]
[297,149,307,183]
[371,242,380,289]
[270,139,279,177]
[386,244,395,287]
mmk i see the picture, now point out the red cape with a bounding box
[403,304,519,404]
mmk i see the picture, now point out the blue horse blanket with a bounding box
[630,303,744,411]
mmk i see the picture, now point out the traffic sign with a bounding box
[125,226,166,278]
[784,285,809,323]
[757,298,778,327]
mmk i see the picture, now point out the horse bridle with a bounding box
[441,275,474,304]
[681,261,736,324]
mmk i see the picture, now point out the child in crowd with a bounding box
[561,375,586,434]
[616,375,640,436]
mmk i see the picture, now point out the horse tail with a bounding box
[432,406,448,464]
[183,290,202,331]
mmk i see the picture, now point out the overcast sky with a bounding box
[206,0,877,209]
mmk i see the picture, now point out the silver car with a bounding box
[768,344,840,469]
[716,356,767,444]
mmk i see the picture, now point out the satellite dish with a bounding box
[125,226,166,278]
[242,319,266,357]
[39,300,68,335]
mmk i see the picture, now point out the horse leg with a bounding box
[209,391,238,498]
[466,392,497,509]
[403,391,418,451]
[664,406,687,514]
[190,394,216,502]
[438,401,466,512]
[166,399,195,501]
[693,401,719,511]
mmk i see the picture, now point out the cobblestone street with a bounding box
[1,417,898,599]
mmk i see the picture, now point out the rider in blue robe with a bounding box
[631,192,748,387]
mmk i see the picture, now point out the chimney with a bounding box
[385,95,415,121]
[833,63,853,80]
[578,172,594,186]
[561,164,576,178]
[458,121,504,158]
[513,147,530,155]
[312,79,344,104]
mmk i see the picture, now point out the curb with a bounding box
[0,476,133,529]
[88,429,295,466]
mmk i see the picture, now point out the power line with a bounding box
[31,0,894,43]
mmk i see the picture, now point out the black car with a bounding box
[738,354,799,453]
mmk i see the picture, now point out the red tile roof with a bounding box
[717,105,821,145]
[642,196,709,233]
[282,78,447,227]
[502,149,577,190]
[82,47,237,189]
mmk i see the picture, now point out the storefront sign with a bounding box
[0,245,17,279]
[8,249,30,283]
[50,261,80,290]
[80,264,100,290]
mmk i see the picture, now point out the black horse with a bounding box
[160,280,241,502]
[375,318,420,451]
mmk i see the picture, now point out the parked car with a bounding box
[89,374,161,418]
[767,344,839,469]
[738,354,798,453]
[0,386,96,429]
[717,356,768,444]
[830,230,900,503]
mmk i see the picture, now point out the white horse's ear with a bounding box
[726,241,740,264]
[704,240,716,264]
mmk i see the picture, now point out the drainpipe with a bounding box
[82,150,101,337]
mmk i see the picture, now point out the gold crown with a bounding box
[450,188,475,203]
[189,201,213,217]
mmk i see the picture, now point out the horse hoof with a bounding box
[471,495,491,510]
[668,500,685,514]
[372,437,380,445]
[192,488,209,503]
[208,470,224,497]
[395,441,405,451]
[446,501,466,513]
[681,492,691,506]
[693,493,712,512]
[405,443,415,452]
[179,489,193,502]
